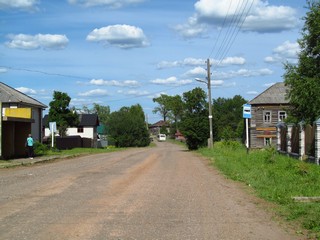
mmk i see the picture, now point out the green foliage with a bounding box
[82,103,110,134]
[152,94,170,121]
[33,141,49,156]
[284,1,320,124]
[180,88,209,150]
[48,91,79,136]
[212,95,247,141]
[109,104,150,147]
[198,142,320,236]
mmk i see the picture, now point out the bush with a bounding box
[33,141,49,156]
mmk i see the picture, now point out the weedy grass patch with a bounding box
[198,141,320,238]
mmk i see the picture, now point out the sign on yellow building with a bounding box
[4,108,32,119]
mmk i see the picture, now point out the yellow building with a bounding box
[0,82,47,159]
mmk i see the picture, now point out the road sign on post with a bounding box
[243,104,252,119]
[243,104,251,151]
[49,122,57,148]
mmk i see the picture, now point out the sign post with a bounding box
[49,122,57,148]
[243,104,251,152]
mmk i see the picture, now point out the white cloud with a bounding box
[264,41,300,64]
[247,91,258,95]
[157,57,245,69]
[119,89,150,96]
[86,24,149,49]
[150,76,192,86]
[183,67,207,78]
[0,67,8,73]
[89,79,140,87]
[0,0,39,11]
[215,68,273,79]
[211,80,224,86]
[15,87,37,94]
[176,0,298,38]
[68,0,145,8]
[78,89,109,97]
[5,34,69,50]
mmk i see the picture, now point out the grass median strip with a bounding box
[198,141,320,239]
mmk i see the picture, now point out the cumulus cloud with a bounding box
[215,68,273,79]
[78,89,109,97]
[86,24,149,49]
[118,89,150,96]
[89,79,140,87]
[0,0,39,11]
[247,91,258,95]
[0,67,8,73]
[5,34,69,50]
[264,41,300,64]
[157,57,245,69]
[183,67,207,78]
[68,0,145,8]
[175,0,298,38]
[15,87,37,94]
[150,76,192,86]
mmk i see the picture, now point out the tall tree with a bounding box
[180,87,209,150]
[48,91,78,136]
[284,1,320,124]
[109,104,150,147]
[212,95,247,141]
[152,94,171,121]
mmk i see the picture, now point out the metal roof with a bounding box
[0,82,47,108]
[249,82,290,105]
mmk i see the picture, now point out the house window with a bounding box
[263,111,272,123]
[77,127,84,133]
[264,137,271,146]
[278,111,287,122]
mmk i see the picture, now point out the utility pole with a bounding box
[207,58,213,148]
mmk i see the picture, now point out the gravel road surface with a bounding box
[0,142,300,240]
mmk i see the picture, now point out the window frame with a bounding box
[263,110,272,124]
[278,111,287,122]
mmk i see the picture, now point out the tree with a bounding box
[48,91,78,136]
[109,104,150,147]
[212,95,247,141]
[180,87,209,150]
[284,1,320,124]
[82,103,110,135]
[152,94,170,121]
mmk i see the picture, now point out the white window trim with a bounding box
[264,137,272,146]
[278,111,287,122]
[263,110,272,124]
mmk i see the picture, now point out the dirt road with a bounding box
[0,142,300,240]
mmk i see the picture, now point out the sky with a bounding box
[0,0,308,123]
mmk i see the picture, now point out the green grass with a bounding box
[198,141,320,239]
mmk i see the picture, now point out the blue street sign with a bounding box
[243,104,252,119]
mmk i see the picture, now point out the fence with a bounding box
[277,119,320,165]
[55,136,94,150]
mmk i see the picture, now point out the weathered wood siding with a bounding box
[250,104,289,148]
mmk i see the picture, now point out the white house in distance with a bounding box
[43,114,100,147]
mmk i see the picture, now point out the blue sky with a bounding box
[0,0,307,123]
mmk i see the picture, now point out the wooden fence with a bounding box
[277,121,320,164]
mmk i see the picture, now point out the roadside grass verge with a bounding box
[198,141,320,239]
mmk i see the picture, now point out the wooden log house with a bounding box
[249,82,290,148]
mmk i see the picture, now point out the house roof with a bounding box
[0,82,47,108]
[149,120,169,128]
[249,82,290,105]
[79,114,99,127]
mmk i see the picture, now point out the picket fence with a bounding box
[276,119,320,165]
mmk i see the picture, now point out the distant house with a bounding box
[249,82,290,148]
[0,82,47,159]
[149,120,170,135]
[43,113,100,148]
